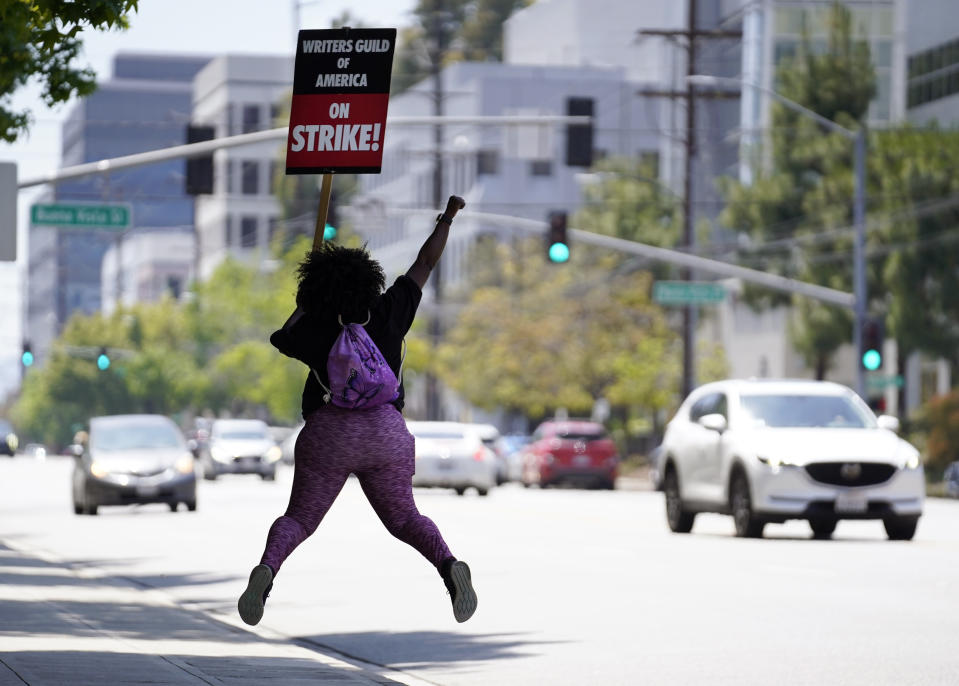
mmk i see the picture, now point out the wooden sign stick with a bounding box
[312,173,333,249]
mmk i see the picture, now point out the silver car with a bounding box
[200,419,282,481]
[71,414,197,515]
[407,421,498,496]
[659,379,924,540]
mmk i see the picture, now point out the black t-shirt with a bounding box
[270,275,422,417]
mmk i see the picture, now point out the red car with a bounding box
[521,420,619,489]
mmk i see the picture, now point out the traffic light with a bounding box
[323,223,337,241]
[860,317,884,371]
[96,347,111,371]
[21,341,33,367]
[185,124,215,195]
[546,211,570,263]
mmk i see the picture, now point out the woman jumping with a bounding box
[238,195,477,626]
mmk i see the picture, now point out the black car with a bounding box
[72,414,197,515]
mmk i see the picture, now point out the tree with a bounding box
[0,0,139,142]
[11,236,313,446]
[719,1,874,377]
[436,240,690,424]
[391,0,532,94]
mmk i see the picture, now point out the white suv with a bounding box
[659,379,924,540]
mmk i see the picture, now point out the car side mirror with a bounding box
[69,443,84,458]
[699,413,727,433]
[877,415,900,433]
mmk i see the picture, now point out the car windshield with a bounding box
[217,430,268,440]
[92,421,184,452]
[739,394,875,429]
[0,419,12,434]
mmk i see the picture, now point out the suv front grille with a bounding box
[804,462,897,487]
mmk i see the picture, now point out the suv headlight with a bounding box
[264,446,282,463]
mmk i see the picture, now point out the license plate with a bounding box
[573,455,591,467]
[136,485,159,497]
[437,460,453,470]
[835,490,868,513]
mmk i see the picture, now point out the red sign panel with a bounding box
[286,28,396,175]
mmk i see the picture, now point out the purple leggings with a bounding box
[259,404,452,574]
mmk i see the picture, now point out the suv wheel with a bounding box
[730,471,764,538]
[664,468,695,533]
[809,517,837,539]
[883,515,918,541]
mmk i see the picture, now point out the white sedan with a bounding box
[407,421,498,496]
[659,379,924,540]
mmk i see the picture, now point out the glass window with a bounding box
[774,7,803,35]
[477,150,499,176]
[225,214,233,247]
[530,160,553,176]
[91,418,184,451]
[268,216,280,244]
[739,394,874,429]
[876,41,892,69]
[241,160,259,195]
[774,39,798,64]
[690,394,719,422]
[242,104,261,134]
[877,8,893,36]
[240,216,258,248]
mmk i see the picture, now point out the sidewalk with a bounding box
[0,541,420,686]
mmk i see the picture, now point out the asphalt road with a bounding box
[2,456,958,685]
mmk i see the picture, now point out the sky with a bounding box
[0,0,417,403]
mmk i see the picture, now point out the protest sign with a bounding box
[286,27,396,174]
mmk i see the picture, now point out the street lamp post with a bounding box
[687,74,867,398]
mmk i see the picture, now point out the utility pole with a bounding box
[426,1,448,421]
[638,0,740,398]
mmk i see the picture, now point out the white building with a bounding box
[191,55,293,280]
[101,230,195,314]
[355,61,665,286]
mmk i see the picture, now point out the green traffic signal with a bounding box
[323,223,337,241]
[97,348,111,370]
[21,350,34,367]
[862,349,882,371]
[548,242,570,263]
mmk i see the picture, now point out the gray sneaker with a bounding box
[238,564,273,626]
[442,560,477,623]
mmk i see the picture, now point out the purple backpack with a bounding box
[313,313,403,409]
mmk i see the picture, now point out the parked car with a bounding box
[521,420,619,489]
[0,419,18,457]
[71,414,197,515]
[659,379,924,540]
[945,461,959,499]
[407,421,498,496]
[200,419,281,481]
[496,434,533,483]
[464,423,507,484]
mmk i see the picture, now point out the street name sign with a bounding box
[866,374,904,390]
[286,27,397,174]
[653,281,727,306]
[31,203,131,230]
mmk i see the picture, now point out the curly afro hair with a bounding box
[295,242,386,320]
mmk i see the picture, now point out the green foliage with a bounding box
[436,240,682,420]
[911,390,959,479]
[0,0,138,142]
[719,1,873,376]
[11,237,313,446]
[869,126,959,364]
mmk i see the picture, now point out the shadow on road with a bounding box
[299,630,568,671]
